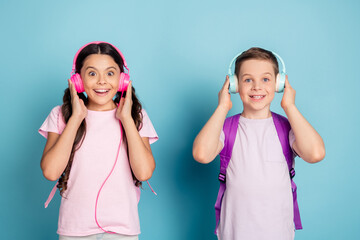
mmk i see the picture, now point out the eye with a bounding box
[89,71,96,77]
[107,71,114,76]
[244,78,252,83]
[263,78,270,82]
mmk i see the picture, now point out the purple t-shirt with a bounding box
[39,106,158,236]
[217,115,296,240]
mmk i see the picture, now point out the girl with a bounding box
[39,42,158,240]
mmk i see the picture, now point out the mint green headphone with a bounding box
[228,51,286,93]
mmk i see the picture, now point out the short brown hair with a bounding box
[234,47,279,78]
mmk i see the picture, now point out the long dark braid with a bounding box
[114,88,143,187]
[57,89,87,196]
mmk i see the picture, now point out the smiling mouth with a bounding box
[93,89,111,96]
[250,95,265,100]
[94,89,110,93]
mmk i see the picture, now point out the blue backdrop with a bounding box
[0,0,359,239]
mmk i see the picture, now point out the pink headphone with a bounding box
[70,41,130,93]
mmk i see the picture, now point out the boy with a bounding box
[192,48,325,240]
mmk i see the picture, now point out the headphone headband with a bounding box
[271,51,286,73]
[228,50,286,75]
[228,51,244,75]
[71,41,129,75]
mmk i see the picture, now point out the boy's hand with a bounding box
[218,76,232,111]
[281,76,296,111]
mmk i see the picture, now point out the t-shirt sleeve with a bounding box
[38,106,66,139]
[139,109,158,144]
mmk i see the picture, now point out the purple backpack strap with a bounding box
[214,114,240,234]
[272,112,303,230]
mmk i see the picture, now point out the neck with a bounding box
[241,107,272,119]
[87,101,117,111]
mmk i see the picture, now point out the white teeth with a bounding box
[95,89,109,93]
[251,95,264,99]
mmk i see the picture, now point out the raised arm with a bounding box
[40,80,87,181]
[192,76,232,164]
[117,82,155,182]
[281,77,325,163]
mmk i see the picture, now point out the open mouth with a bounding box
[249,95,265,100]
[94,89,110,96]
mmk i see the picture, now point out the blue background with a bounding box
[0,0,359,239]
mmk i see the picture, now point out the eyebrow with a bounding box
[241,72,273,78]
[241,73,252,78]
[85,66,118,71]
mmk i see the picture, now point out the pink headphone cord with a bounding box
[94,86,125,234]
[94,119,157,233]
[94,87,157,234]
[94,118,123,234]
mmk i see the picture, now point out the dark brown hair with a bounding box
[234,47,279,79]
[58,43,143,196]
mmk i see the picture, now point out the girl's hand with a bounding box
[218,76,232,112]
[68,79,87,122]
[281,76,296,111]
[116,81,133,122]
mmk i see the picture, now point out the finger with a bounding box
[222,76,231,92]
[222,75,230,89]
[116,97,123,111]
[68,79,77,98]
[126,81,132,100]
[116,98,123,113]
[79,98,85,107]
[284,75,291,88]
[118,97,125,108]
[68,79,72,92]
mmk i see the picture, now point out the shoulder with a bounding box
[271,111,290,130]
[223,113,241,129]
[43,105,63,123]
[49,105,62,115]
[141,108,156,125]
[226,113,241,120]
[271,111,288,122]
[52,105,65,124]
[138,108,158,143]
[39,105,66,138]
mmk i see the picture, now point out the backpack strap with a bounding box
[272,112,303,230]
[44,182,58,208]
[214,114,240,233]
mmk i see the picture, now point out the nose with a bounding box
[97,74,107,85]
[252,80,262,90]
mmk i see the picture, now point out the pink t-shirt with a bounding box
[39,106,158,236]
[217,115,296,240]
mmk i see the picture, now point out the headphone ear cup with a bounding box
[229,74,239,94]
[70,73,85,93]
[275,73,285,93]
[118,72,130,92]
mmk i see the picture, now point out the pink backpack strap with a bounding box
[146,180,157,195]
[44,182,58,208]
[214,114,240,234]
[272,112,303,230]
